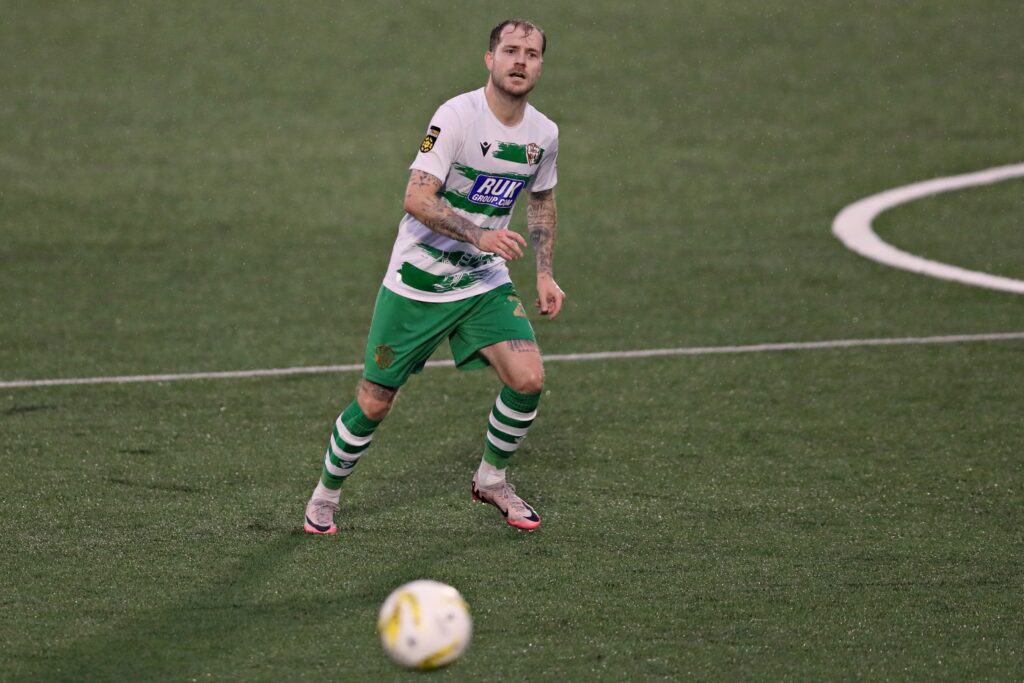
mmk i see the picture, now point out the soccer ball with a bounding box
[377,580,473,670]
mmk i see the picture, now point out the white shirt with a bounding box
[382,87,559,302]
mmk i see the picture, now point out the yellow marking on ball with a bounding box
[380,591,421,647]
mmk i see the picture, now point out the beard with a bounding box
[489,71,536,99]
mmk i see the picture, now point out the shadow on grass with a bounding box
[8,525,461,682]
[12,506,509,682]
[9,531,307,682]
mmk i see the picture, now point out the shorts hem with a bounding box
[360,371,407,389]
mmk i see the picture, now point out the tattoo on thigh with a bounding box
[507,339,538,353]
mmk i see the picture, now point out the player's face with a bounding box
[485,26,544,98]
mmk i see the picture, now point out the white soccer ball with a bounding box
[377,580,473,670]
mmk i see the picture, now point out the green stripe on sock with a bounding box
[342,401,380,437]
[492,405,533,429]
[481,386,540,469]
[488,423,522,445]
[483,444,513,468]
[320,401,380,490]
[328,451,359,470]
[331,427,371,454]
[500,386,541,413]
[320,470,346,489]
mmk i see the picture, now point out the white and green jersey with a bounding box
[382,87,559,302]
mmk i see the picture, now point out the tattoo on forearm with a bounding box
[528,189,557,275]
[420,203,483,246]
[406,170,482,246]
[507,339,539,353]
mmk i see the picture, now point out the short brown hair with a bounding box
[489,19,546,55]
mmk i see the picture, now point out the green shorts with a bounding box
[362,283,536,388]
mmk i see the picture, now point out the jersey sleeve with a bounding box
[530,130,558,192]
[408,103,463,184]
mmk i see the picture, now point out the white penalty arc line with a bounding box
[833,162,1024,294]
[2,331,1023,389]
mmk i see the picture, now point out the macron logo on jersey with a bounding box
[468,175,525,209]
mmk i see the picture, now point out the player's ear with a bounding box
[484,51,493,70]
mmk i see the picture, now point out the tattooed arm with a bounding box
[403,170,526,261]
[403,170,481,244]
[528,188,557,276]
[527,188,567,319]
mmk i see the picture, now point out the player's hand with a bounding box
[477,229,526,261]
[536,273,566,320]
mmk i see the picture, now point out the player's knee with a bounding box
[358,394,393,421]
[357,381,398,421]
[509,368,544,395]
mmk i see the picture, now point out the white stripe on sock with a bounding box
[495,396,537,422]
[487,431,521,452]
[335,416,373,447]
[330,435,367,460]
[324,451,356,477]
[489,412,530,437]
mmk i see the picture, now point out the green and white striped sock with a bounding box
[477,386,541,486]
[312,401,380,503]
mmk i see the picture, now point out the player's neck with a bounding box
[484,81,528,127]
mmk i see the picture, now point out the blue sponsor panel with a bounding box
[468,174,525,209]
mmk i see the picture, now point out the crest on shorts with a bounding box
[526,143,541,165]
[507,295,527,318]
[419,126,441,153]
[374,344,396,369]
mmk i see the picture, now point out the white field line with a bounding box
[833,162,1024,294]
[2,331,1023,389]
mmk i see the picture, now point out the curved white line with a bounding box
[833,163,1024,294]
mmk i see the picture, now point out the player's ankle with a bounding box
[475,460,506,488]
[312,480,341,504]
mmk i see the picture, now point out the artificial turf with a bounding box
[2,1,1022,680]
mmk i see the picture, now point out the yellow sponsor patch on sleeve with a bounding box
[419,125,441,153]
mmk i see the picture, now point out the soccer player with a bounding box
[303,19,564,534]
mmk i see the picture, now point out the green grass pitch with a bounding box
[2,2,1022,681]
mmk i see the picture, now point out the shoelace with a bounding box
[496,483,531,515]
[310,500,339,523]
[479,481,531,513]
